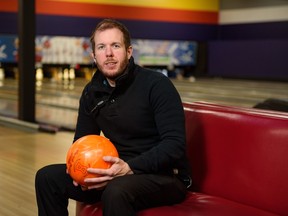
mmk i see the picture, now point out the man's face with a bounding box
[93,28,132,81]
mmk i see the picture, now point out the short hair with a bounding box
[90,19,131,53]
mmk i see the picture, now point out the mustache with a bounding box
[104,58,117,63]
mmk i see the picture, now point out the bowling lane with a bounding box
[172,78,288,107]
[0,79,85,129]
[0,77,287,130]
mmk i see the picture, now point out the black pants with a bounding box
[35,164,187,216]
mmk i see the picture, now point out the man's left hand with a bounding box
[84,156,133,190]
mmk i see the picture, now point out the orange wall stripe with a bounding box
[51,0,219,12]
[0,0,17,12]
[0,0,218,24]
[36,1,218,24]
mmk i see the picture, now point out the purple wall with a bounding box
[207,21,288,80]
[0,12,18,34]
[208,40,288,80]
[219,21,288,40]
[0,12,218,41]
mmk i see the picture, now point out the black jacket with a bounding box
[74,57,190,177]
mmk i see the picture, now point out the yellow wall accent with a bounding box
[50,0,219,11]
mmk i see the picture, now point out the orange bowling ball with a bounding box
[66,135,118,186]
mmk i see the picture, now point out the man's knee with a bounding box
[101,178,137,215]
[35,164,65,186]
[35,165,50,186]
[101,178,133,203]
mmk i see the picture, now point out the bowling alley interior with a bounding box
[0,0,288,215]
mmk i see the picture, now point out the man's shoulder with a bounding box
[135,65,168,81]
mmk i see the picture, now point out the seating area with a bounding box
[77,101,288,216]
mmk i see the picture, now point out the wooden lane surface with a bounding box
[1,78,288,130]
[0,125,76,216]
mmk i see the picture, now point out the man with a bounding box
[35,19,191,216]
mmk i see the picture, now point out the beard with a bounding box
[96,57,129,81]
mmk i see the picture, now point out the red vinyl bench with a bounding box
[76,101,288,216]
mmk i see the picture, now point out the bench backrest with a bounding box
[183,102,288,215]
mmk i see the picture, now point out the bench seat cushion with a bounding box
[77,192,278,216]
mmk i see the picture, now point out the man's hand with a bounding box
[84,156,133,190]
